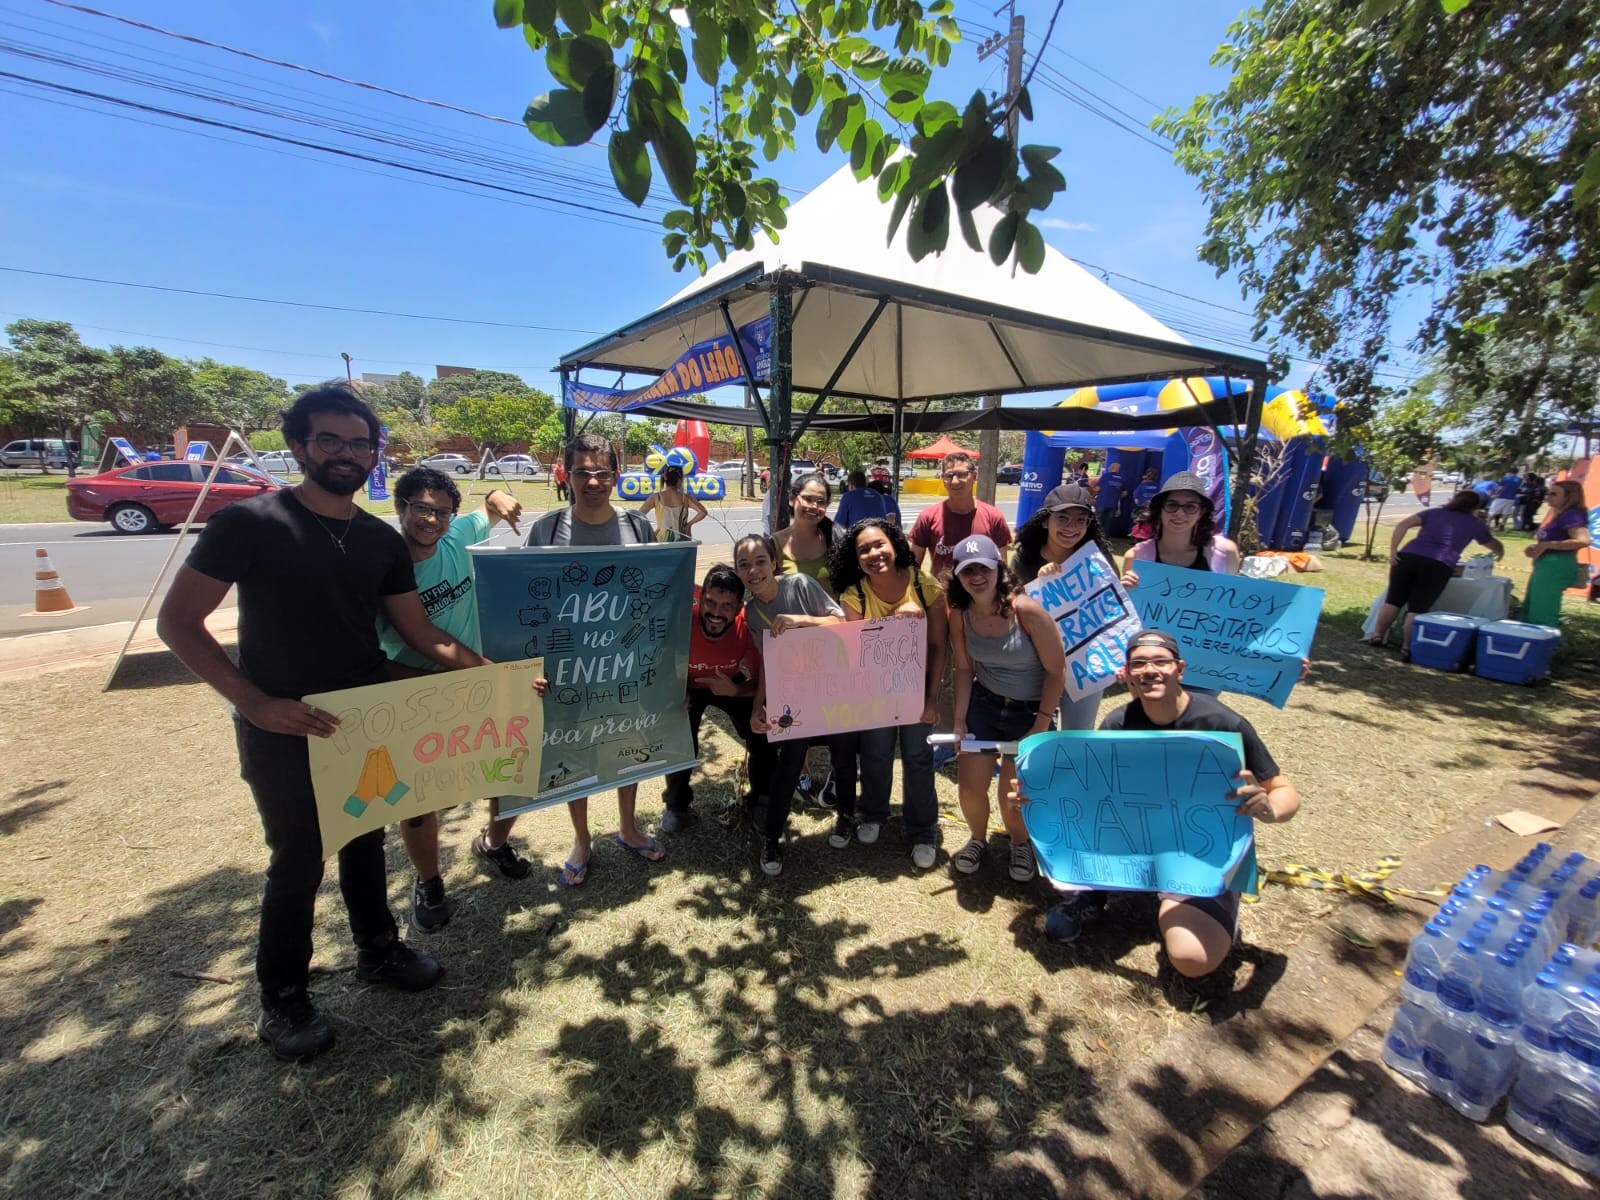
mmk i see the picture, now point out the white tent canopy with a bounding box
[557,164,1264,403]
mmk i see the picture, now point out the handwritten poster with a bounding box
[304,661,546,859]
[1024,543,1142,700]
[1130,560,1323,708]
[1015,730,1257,897]
[761,616,928,742]
[470,543,697,812]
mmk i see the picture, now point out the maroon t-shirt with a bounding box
[909,500,1012,578]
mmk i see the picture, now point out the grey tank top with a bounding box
[964,610,1046,700]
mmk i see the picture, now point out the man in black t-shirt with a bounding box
[158,388,486,1062]
[1016,630,1301,980]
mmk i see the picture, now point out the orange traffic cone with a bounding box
[26,547,86,616]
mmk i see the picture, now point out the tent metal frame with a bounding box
[557,267,1269,529]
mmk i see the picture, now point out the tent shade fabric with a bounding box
[906,434,979,460]
[556,167,1265,405]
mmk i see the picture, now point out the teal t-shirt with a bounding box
[378,509,490,669]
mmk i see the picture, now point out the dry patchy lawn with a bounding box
[0,546,1594,1198]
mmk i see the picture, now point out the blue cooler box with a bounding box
[1409,613,1486,672]
[1474,621,1561,685]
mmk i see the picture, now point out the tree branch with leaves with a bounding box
[495,0,1065,273]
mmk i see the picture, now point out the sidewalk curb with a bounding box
[985,729,1600,1200]
[0,609,240,679]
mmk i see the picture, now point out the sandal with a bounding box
[1009,841,1037,883]
[951,838,986,875]
[1363,636,1386,648]
[614,834,666,863]
[557,859,590,889]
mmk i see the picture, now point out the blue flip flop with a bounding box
[557,859,590,889]
[613,834,666,863]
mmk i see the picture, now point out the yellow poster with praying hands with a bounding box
[304,660,545,859]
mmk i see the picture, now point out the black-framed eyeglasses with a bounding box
[307,432,376,457]
[1162,500,1203,514]
[401,500,455,522]
[571,468,615,484]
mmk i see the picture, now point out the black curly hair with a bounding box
[1012,507,1113,584]
[827,518,917,596]
[394,467,461,510]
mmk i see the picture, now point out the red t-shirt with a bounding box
[686,605,758,688]
[909,500,1012,578]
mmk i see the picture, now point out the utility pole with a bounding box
[974,4,1025,503]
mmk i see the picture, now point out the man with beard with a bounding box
[158,387,486,1061]
[659,565,774,832]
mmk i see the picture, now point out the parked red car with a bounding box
[65,461,283,534]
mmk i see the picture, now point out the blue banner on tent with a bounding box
[1016,730,1257,897]
[1129,560,1322,708]
[564,318,772,412]
[367,425,389,501]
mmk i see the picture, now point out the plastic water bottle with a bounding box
[1401,920,1456,1005]
[1559,879,1600,949]
[1381,1000,1433,1086]
[1550,985,1600,1176]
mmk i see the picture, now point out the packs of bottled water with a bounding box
[1381,843,1600,1176]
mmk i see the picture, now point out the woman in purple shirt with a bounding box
[1523,480,1593,626]
[1368,490,1504,654]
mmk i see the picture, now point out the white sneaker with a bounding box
[911,843,937,870]
[856,822,881,845]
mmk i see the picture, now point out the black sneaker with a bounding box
[410,876,449,932]
[355,940,443,992]
[256,992,334,1061]
[760,838,783,877]
[826,815,852,849]
[1043,892,1107,943]
[472,832,532,880]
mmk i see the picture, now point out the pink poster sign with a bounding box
[761,617,928,741]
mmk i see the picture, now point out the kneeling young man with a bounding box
[1020,630,1300,978]
[660,565,774,831]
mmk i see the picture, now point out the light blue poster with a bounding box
[469,543,698,814]
[1015,730,1257,898]
[1129,560,1322,708]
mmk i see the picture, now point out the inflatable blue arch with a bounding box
[1017,377,1368,549]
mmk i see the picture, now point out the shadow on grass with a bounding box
[0,781,68,837]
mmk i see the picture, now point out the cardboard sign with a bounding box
[761,616,928,741]
[1015,730,1257,898]
[1024,544,1142,700]
[1129,560,1323,708]
[304,661,545,859]
[470,542,697,812]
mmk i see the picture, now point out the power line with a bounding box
[36,0,522,126]
[0,265,603,333]
[0,69,663,227]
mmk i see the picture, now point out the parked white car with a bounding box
[487,455,544,477]
[712,459,749,482]
[419,453,477,476]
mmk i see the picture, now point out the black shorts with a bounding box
[967,681,1051,744]
[1160,889,1241,938]
[1385,551,1454,614]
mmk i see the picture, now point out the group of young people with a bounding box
[159,389,1294,1062]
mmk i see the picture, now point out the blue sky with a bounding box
[0,1,1424,397]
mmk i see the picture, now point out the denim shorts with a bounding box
[967,681,1052,743]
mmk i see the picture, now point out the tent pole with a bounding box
[768,284,795,531]
[560,369,576,446]
[1230,371,1267,541]
[892,400,905,503]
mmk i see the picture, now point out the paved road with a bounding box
[0,498,959,638]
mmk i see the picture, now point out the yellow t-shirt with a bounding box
[840,568,944,619]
